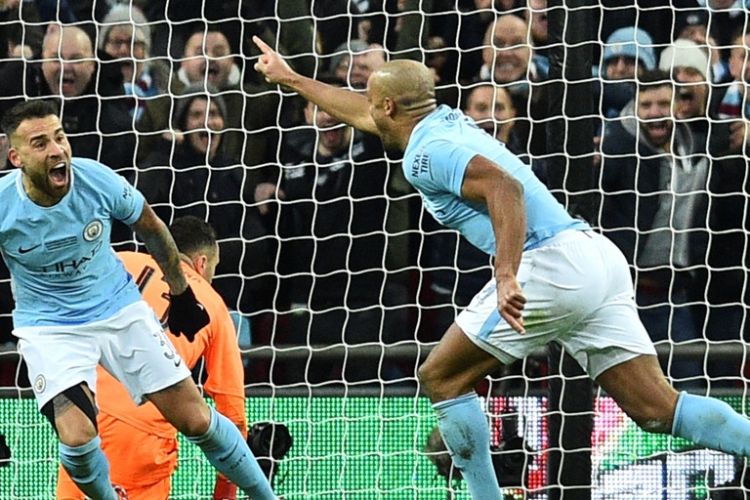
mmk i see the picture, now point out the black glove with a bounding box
[168,285,209,341]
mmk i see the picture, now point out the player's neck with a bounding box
[21,174,66,207]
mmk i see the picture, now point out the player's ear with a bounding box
[7,147,22,169]
[384,97,396,117]
[193,254,208,278]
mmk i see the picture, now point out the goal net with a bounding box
[0,1,749,498]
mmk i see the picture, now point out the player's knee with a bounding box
[43,385,98,446]
[174,404,212,437]
[418,361,464,403]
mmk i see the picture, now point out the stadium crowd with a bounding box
[0,0,749,389]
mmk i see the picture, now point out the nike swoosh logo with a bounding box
[18,244,41,254]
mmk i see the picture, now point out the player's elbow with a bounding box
[502,176,524,201]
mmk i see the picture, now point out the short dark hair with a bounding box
[0,100,59,137]
[637,69,672,94]
[169,216,217,256]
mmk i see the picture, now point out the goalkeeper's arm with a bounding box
[253,35,379,136]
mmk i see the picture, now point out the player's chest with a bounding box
[4,208,109,271]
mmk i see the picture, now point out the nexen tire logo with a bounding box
[83,220,103,241]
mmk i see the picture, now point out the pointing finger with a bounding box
[252,35,273,55]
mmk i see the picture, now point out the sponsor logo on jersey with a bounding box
[18,244,41,254]
[33,374,46,393]
[82,219,103,242]
[410,153,429,177]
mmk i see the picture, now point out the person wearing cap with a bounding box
[99,4,169,122]
[658,39,710,124]
[674,9,730,84]
[599,26,656,119]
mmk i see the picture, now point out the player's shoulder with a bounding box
[189,272,229,315]
[71,157,118,181]
[0,169,19,194]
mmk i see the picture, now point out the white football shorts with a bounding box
[456,229,656,379]
[14,300,190,409]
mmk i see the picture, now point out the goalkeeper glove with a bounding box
[212,474,237,500]
[168,285,209,341]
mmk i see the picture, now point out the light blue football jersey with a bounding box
[403,105,589,255]
[0,157,145,327]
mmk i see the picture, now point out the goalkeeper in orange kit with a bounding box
[57,216,252,500]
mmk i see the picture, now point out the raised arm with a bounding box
[131,203,209,339]
[131,203,187,295]
[253,35,379,136]
[461,155,527,334]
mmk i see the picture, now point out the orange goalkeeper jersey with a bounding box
[96,251,246,482]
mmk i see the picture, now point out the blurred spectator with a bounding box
[463,83,529,157]
[715,26,750,123]
[599,26,656,119]
[0,24,135,170]
[659,39,711,136]
[138,84,273,314]
[600,69,710,388]
[702,24,750,379]
[479,14,540,87]
[699,0,748,49]
[137,25,281,168]
[0,0,43,59]
[329,39,387,89]
[136,26,240,150]
[255,83,408,384]
[98,4,170,122]
[526,0,550,76]
[673,9,729,84]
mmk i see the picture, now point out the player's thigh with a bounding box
[98,301,190,405]
[418,322,502,402]
[56,465,85,500]
[596,354,679,431]
[14,327,100,414]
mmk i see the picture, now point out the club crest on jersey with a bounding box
[33,374,46,393]
[83,220,103,242]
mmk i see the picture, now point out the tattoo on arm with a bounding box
[132,205,187,294]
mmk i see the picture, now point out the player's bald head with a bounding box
[369,59,436,117]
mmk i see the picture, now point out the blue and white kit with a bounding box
[403,106,655,376]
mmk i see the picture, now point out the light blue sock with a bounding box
[433,393,502,499]
[59,436,117,500]
[186,406,276,499]
[672,391,750,456]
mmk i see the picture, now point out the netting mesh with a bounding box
[0,1,749,498]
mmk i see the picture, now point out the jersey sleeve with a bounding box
[90,160,145,225]
[201,293,247,436]
[407,139,477,198]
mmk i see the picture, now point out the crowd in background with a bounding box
[0,0,749,389]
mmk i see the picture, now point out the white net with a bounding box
[0,1,749,498]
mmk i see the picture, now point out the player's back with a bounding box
[0,158,144,328]
[403,105,588,255]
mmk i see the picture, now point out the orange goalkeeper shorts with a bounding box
[56,468,171,500]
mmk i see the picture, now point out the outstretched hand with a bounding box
[497,276,526,334]
[252,35,296,86]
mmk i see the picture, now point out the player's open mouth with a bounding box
[48,162,68,187]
